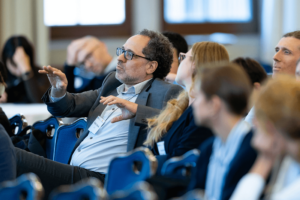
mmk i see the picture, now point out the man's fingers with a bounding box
[111,115,123,123]
[38,70,49,74]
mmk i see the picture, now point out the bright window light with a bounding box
[44,0,126,26]
[164,0,252,24]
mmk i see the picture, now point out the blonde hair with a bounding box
[255,75,300,139]
[144,42,229,147]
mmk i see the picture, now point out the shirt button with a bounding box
[90,137,93,139]
[112,108,115,110]
[78,149,81,152]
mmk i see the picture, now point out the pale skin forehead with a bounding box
[276,37,300,52]
[123,35,150,55]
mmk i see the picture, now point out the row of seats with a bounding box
[0,147,201,199]
[9,114,87,162]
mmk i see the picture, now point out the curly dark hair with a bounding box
[139,29,173,79]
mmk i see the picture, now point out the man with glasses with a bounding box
[14,29,183,198]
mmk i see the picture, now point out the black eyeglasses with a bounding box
[178,52,192,63]
[116,47,152,61]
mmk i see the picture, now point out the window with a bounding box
[162,0,259,34]
[44,0,132,39]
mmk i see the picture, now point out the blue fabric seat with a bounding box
[105,147,157,195]
[32,116,63,160]
[9,114,27,136]
[110,181,157,200]
[53,118,87,164]
[161,149,200,178]
[49,178,105,200]
[0,173,44,200]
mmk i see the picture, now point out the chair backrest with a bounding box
[170,189,205,200]
[0,173,44,200]
[32,116,63,160]
[161,149,200,178]
[110,181,157,200]
[53,118,87,164]
[9,114,27,135]
[49,178,106,200]
[105,147,157,195]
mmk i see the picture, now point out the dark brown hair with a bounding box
[232,57,267,86]
[283,31,300,40]
[197,62,252,115]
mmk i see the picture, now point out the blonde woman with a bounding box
[144,42,230,158]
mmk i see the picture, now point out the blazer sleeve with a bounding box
[135,84,183,127]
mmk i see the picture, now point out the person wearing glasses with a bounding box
[64,36,118,93]
[14,29,183,198]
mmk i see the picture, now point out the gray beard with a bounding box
[115,71,139,85]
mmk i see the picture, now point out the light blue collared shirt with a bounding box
[205,120,251,200]
[51,79,152,173]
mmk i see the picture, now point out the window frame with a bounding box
[49,0,132,40]
[161,0,259,35]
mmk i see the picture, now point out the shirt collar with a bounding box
[116,78,152,95]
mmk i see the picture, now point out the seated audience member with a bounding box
[65,36,117,93]
[231,75,300,200]
[295,58,300,80]
[1,36,50,103]
[0,61,16,182]
[232,57,267,125]
[162,31,188,83]
[143,42,229,159]
[15,29,183,198]
[190,63,257,200]
[272,31,300,77]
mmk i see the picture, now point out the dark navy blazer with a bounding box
[152,106,213,159]
[188,131,257,200]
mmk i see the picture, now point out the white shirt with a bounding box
[52,79,151,174]
[230,156,300,200]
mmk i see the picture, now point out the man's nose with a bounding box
[273,51,281,62]
[117,52,126,63]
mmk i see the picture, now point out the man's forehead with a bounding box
[277,37,300,51]
[123,35,150,53]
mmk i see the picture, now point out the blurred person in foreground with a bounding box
[231,75,300,200]
[0,61,16,183]
[1,36,49,103]
[143,42,228,160]
[190,63,257,200]
[162,31,188,84]
[14,29,183,198]
[232,57,267,125]
[65,36,117,93]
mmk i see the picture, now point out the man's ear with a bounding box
[210,95,221,116]
[146,61,158,75]
[253,82,261,90]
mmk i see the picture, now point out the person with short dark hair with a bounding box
[232,57,268,125]
[190,63,257,200]
[273,30,300,77]
[1,36,50,103]
[162,31,188,83]
[15,29,183,198]
[0,61,16,183]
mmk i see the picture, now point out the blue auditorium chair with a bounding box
[105,147,157,195]
[53,118,87,164]
[49,178,106,200]
[9,113,27,136]
[171,189,205,200]
[110,181,157,200]
[161,149,200,178]
[32,116,63,160]
[0,173,44,200]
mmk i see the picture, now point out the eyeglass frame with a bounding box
[116,47,153,61]
[178,52,189,63]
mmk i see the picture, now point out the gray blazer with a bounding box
[42,72,183,163]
